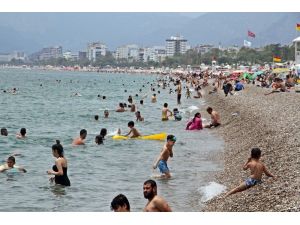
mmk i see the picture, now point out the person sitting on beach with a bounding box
[234,80,244,91]
[186,112,203,130]
[225,148,274,197]
[124,121,141,138]
[153,135,176,179]
[116,103,126,112]
[104,110,109,118]
[193,86,202,98]
[0,156,27,173]
[285,75,295,89]
[223,80,233,97]
[95,135,104,145]
[151,94,157,103]
[16,128,26,139]
[47,140,70,186]
[135,111,144,122]
[162,103,173,121]
[264,78,287,95]
[72,129,87,145]
[173,108,182,121]
[111,194,131,212]
[1,127,8,136]
[143,179,172,212]
[204,107,221,128]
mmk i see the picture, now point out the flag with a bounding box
[244,40,252,47]
[297,23,300,31]
[273,56,281,62]
[248,30,256,38]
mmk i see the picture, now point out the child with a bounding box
[153,135,176,178]
[225,148,275,197]
[135,111,144,122]
[0,156,27,173]
[173,108,182,121]
[124,121,141,138]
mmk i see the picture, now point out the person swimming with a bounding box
[0,156,27,173]
[47,140,70,186]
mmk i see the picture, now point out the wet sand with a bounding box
[201,84,300,211]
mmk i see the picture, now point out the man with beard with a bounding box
[143,179,172,212]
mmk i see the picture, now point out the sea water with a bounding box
[0,68,224,211]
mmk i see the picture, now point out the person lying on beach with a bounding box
[204,107,221,128]
[116,103,126,112]
[153,135,176,179]
[72,129,87,145]
[0,156,27,173]
[135,111,144,122]
[124,121,141,138]
[16,128,27,139]
[186,112,203,130]
[225,148,275,197]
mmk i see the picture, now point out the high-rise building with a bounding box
[115,44,139,61]
[166,35,187,57]
[39,46,63,60]
[87,42,107,62]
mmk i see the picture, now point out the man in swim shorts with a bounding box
[153,135,176,178]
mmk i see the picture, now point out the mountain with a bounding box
[0,12,299,54]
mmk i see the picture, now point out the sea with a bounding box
[0,68,225,211]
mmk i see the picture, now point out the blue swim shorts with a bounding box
[158,160,169,174]
[245,178,261,188]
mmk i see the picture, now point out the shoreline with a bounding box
[201,84,300,211]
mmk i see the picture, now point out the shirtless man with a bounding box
[128,98,136,112]
[153,135,176,178]
[124,121,141,138]
[116,103,126,112]
[151,94,157,103]
[225,148,275,196]
[72,129,87,145]
[16,128,26,139]
[0,156,27,173]
[143,179,172,212]
[161,103,173,121]
[176,80,182,105]
[204,107,221,128]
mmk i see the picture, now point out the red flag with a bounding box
[248,30,256,38]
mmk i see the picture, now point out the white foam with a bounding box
[107,129,119,136]
[198,182,226,202]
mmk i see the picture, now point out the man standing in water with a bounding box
[176,80,182,105]
[153,135,176,178]
[143,179,172,212]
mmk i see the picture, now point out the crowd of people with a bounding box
[2,66,291,211]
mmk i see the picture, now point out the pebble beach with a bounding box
[202,84,300,211]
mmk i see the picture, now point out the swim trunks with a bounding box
[245,178,261,188]
[158,160,169,174]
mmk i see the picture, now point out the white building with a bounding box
[115,44,139,61]
[0,53,12,62]
[38,46,63,60]
[166,35,187,57]
[87,42,107,62]
[293,36,300,65]
[63,51,79,61]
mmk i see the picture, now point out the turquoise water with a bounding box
[0,68,223,211]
